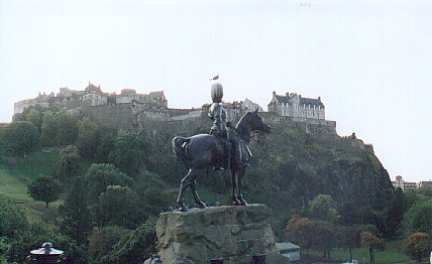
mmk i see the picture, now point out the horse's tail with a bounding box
[172,136,190,165]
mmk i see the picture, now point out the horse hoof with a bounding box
[198,202,207,209]
[232,199,242,206]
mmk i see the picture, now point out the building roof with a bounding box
[276,242,300,251]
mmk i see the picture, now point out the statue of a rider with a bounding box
[208,77,230,170]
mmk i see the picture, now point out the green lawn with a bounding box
[306,240,411,264]
[0,149,61,222]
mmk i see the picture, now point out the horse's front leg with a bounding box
[231,168,241,205]
[176,169,193,211]
[237,167,248,206]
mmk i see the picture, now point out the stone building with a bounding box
[417,181,432,190]
[268,91,325,120]
[13,82,168,114]
[392,175,417,191]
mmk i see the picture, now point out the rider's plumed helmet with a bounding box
[211,82,223,103]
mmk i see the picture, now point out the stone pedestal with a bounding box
[156,204,286,264]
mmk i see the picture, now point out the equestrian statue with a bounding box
[172,77,271,211]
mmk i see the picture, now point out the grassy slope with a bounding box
[0,149,61,222]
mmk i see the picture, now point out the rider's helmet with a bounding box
[211,82,223,103]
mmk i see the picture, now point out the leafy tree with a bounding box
[40,111,78,146]
[404,232,431,262]
[284,215,316,253]
[3,121,40,156]
[311,220,337,259]
[88,226,131,264]
[59,177,92,246]
[20,105,45,131]
[337,226,361,263]
[76,118,99,160]
[56,145,82,183]
[0,195,29,237]
[384,187,407,238]
[134,171,171,216]
[28,176,62,208]
[85,163,133,204]
[95,185,143,228]
[361,231,385,264]
[109,133,147,176]
[106,218,157,264]
[404,199,432,236]
[0,237,8,264]
[308,194,339,223]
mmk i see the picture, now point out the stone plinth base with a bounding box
[156,204,286,264]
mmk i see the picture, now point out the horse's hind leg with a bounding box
[176,169,193,211]
[191,178,207,209]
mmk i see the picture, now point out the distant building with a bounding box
[392,175,417,191]
[276,242,300,262]
[417,181,432,190]
[268,91,325,120]
[13,82,168,114]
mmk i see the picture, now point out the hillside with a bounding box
[136,117,395,237]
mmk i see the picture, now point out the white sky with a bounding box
[1,0,431,182]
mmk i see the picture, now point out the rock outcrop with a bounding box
[156,204,286,264]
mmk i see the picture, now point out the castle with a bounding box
[268,91,325,120]
[13,83,336,135]
[14,82,168,114]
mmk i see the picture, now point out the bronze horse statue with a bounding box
[172,109,271,211]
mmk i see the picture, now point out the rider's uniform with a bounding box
[208,102,227,138]
[209,81,230,169]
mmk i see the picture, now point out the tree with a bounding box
[59,176,92,246]
[3,121,40,156]
[360,231,385,264]
[405,199,432,236]
[308,194,339,223]
[106,218,157,264]
[404,232,431,262]
[56,145,82,182]
[285,215,316,253]
[337,226,361,263]
[0,195,29,237]
[76,118,100,160]
[20,105,45,131]
[95,185,143,228]
[85,163,133,204]
[134,171,171,216]
[40,111,78,146]
[384,187,407,238]
[27,176,62,208]
[311,221,337,259]
[109,133,147,176]
[88,226,130,264]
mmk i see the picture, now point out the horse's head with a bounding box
[245,108,271,133]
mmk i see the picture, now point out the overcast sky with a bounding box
[1,0,431,182]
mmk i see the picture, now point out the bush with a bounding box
[2,121,40,156]
[0,195,29,237]
[404,232,431,262]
